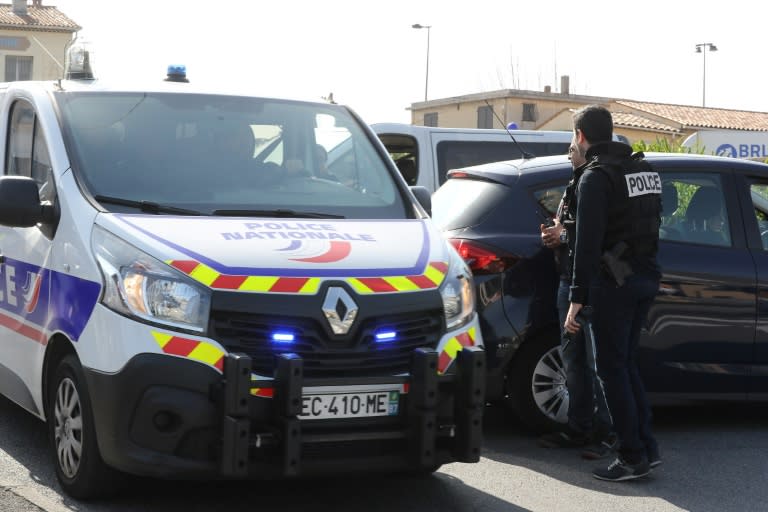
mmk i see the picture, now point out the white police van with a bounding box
[0,46,484,499]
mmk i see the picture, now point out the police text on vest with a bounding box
[625,172,661,197]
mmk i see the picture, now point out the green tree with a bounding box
[631,137,705,154]
[631,137,701,224]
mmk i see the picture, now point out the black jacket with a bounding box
[568,142,661,304]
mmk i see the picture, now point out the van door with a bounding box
[0,99,56,416]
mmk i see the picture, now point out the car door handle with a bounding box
[657,284,681,296]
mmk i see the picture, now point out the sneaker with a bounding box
[648,447,662,469]
[593,457,650,482]
[581,438,615,460]
[538,431,589,449]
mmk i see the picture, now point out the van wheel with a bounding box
[406,464,442,477]
[48,354,121,499]
[506,333,569,432]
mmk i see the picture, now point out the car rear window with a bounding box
[435,141,570,185]
[432,178,508,230]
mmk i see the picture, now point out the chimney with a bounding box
[12,0,27,15]
[544,85,552,93]
[560,75,570,95]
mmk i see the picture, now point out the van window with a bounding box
[6,100,56,204]
[56,92,407,219]
[376,133,420,186]
[435,140,570,185]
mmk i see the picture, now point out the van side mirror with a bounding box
[0,176,52,227]
[410,185,431,216]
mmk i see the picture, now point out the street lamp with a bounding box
[695,42,718,107]
[412,23,431,101]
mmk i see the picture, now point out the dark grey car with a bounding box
[433,152,768,431]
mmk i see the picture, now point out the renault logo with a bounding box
[322,287,358,335]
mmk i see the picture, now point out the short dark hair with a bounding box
[573,105,613,144]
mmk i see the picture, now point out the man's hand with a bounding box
[540,219,564,249]
[565,302,583,334]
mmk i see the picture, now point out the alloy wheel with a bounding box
[531,346,569,424]
[53,377,83,479]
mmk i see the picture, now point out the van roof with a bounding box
[0,78,333,107]
[370,122,573,140]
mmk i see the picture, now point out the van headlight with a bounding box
[440,252,476,330]
[92,226,211,332]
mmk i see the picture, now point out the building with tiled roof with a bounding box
[615,100,768,132]
[407,76,768,149]
[0,1,80,81]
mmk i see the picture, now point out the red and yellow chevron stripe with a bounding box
[437,327,478,374]
[166,260,448,294]
[250,387,274,397]
[152,331,225,372]
[347,262,448,294]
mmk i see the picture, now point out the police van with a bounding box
[0,45,484,499]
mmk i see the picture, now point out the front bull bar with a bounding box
[219,345,485,477]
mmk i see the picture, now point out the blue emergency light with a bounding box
[271,332,295,343]
[374,330,397,342]
[164,64,189,83]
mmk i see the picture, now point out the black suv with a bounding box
[432,152,768,432]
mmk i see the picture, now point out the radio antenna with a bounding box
[484,99,535,159]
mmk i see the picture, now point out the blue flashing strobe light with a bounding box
[374,330,397,342]
[164,64,189,83]
[271,332,295,343]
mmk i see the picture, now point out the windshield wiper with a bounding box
[212,208,345,219]
[94,195,203,216]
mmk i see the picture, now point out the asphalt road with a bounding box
[2,395,768,512]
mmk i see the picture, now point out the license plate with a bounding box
[299,387,400,420]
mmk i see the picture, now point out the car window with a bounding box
[659,173,730,247]
[432,178,508,231]
[749,181,768,250]
[533,184,566,218]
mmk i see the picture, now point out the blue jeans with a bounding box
[591,271,659,464]
[557,279,612,437]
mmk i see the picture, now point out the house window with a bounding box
[424,112,438,127]
[477,106,493,128]
[522,103,537,122]
[5,56,32,81]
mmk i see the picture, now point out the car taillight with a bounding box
[449,239,520,275]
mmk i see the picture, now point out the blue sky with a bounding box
[53,0,768,124]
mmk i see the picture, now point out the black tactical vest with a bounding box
[586,152,661,257]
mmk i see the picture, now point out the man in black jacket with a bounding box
[539,150,613,460]
[563,105,662,482]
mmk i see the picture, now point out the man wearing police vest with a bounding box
[562,105,662,482]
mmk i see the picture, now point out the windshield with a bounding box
[56,92,407,218]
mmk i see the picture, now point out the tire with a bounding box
[506,332,569,433]
[405,464,442,478]
[47,354,122,499]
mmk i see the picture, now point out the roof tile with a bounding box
[612,111,681,133]
[616,100,768,132]
[0,4,80,32]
